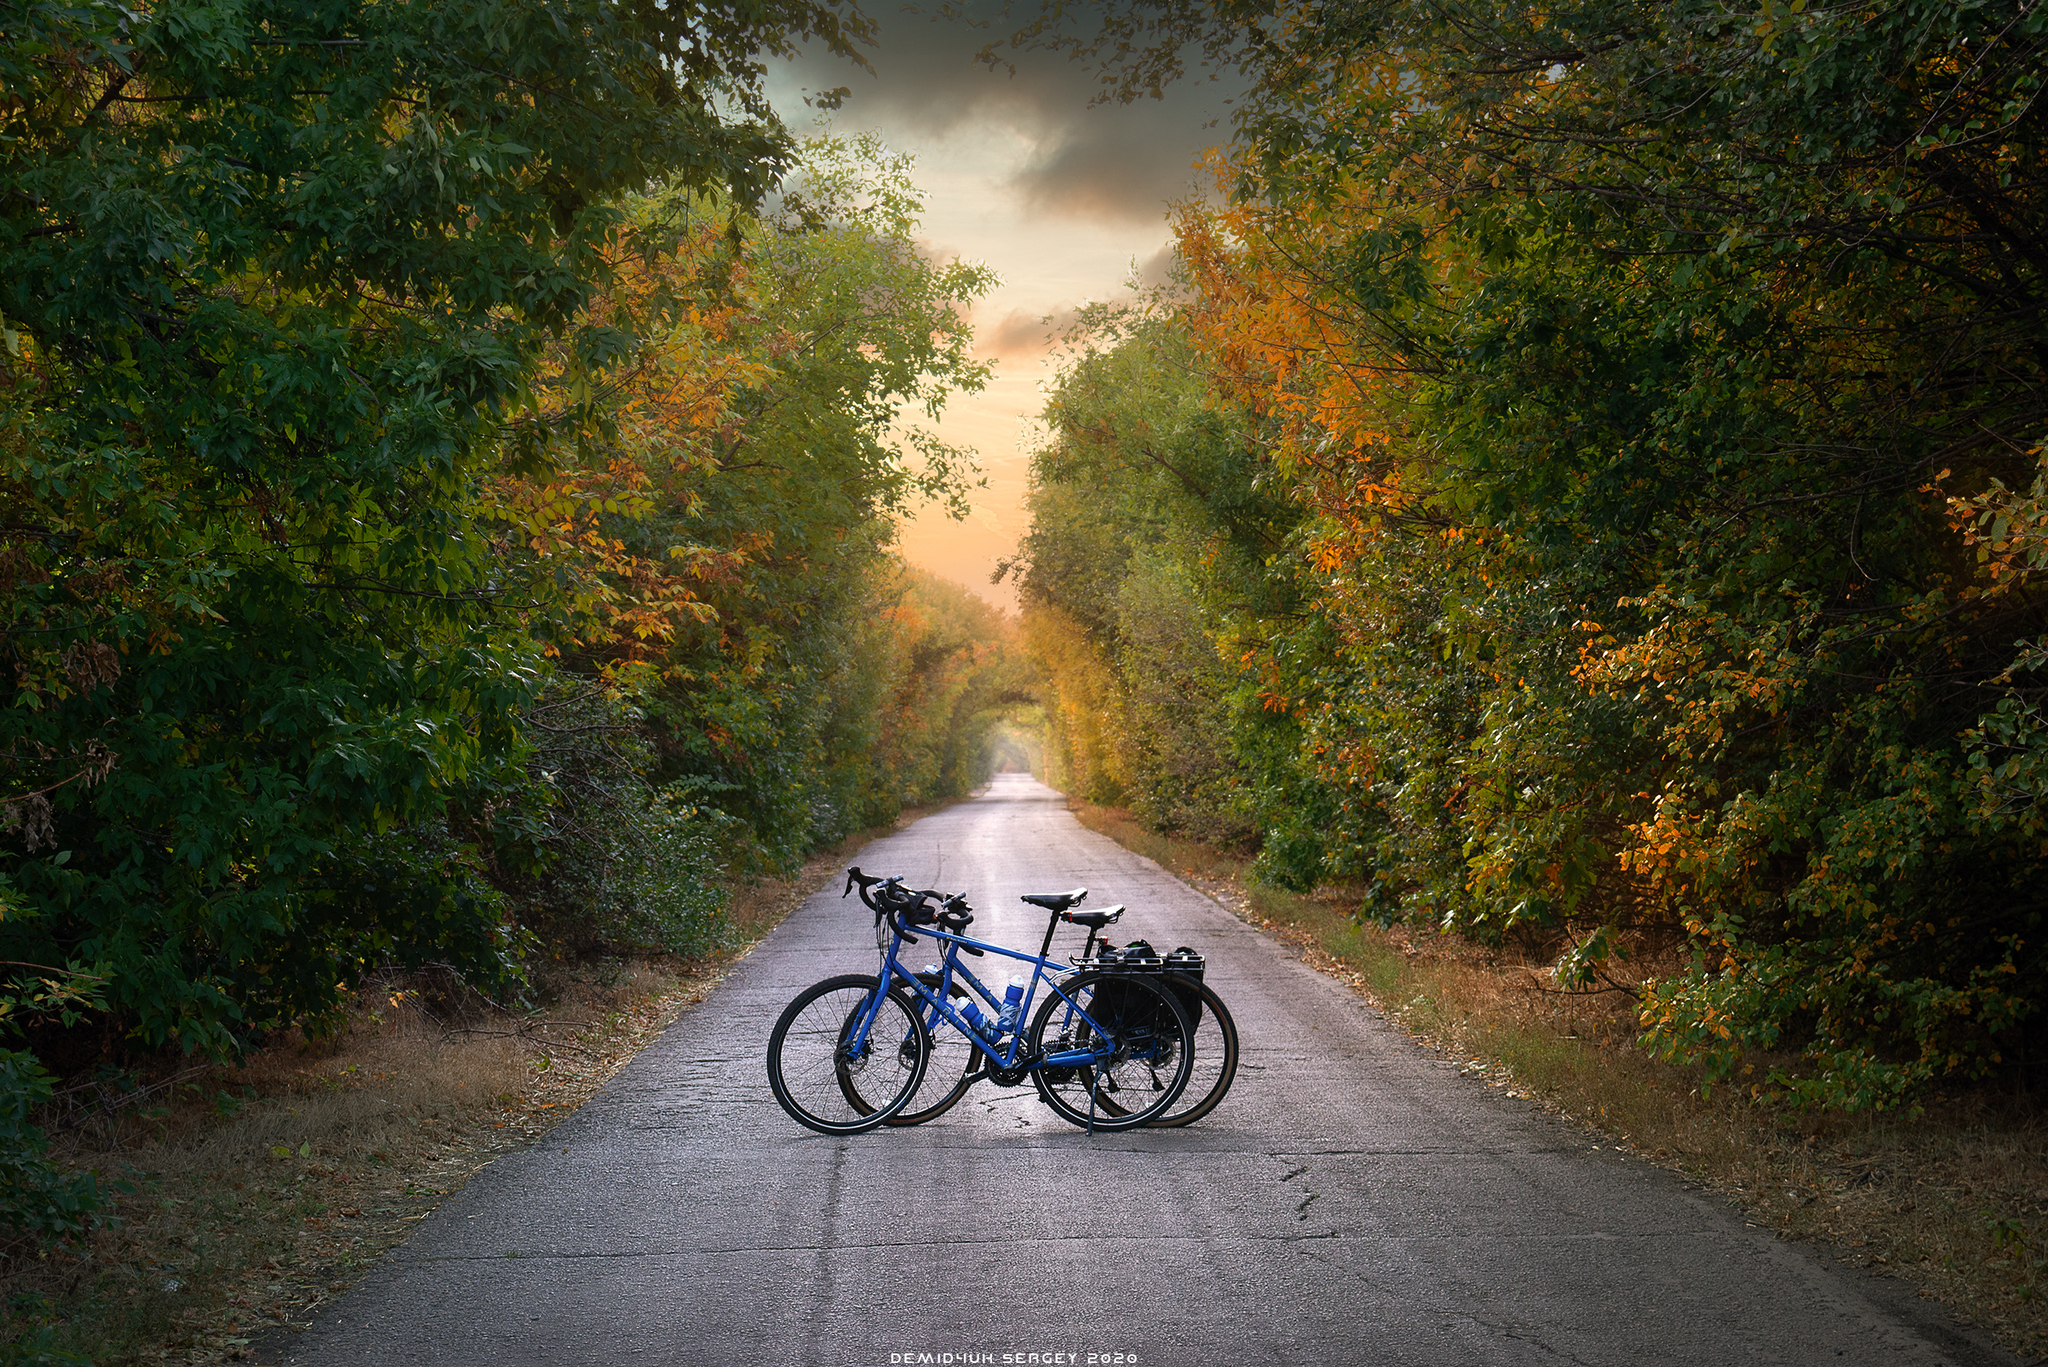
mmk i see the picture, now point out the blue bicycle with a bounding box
[765,868,1196,1135]
[889,926,1239,1131]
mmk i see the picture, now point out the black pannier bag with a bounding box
[1162,945,1207,1025]
[1088,939,1207,1031]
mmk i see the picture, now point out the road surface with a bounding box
[281,774,2017,1366]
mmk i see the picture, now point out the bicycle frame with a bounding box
[866,912,1104,1073]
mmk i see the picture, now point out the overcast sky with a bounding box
[763,4,1238,612]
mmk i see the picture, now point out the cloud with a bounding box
[979,304,1087,360]
[1009,101,1221,224]
[796,4,1106,136]
[1132,244,1181,290]
[772,4,1237,227]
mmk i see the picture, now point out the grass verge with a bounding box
[1071,799,2048,1362]
[3,807,948,1366]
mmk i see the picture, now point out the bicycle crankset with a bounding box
[986,1050,1041,1087]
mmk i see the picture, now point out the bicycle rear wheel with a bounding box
[1027,969,1192,1132]
[1094,974,1238,1127]
[766,974,929,1135]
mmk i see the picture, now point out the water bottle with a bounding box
[996,975,1026,1036]
[960,999,998,1041]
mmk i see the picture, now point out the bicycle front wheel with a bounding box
[1027,969,1192,1132]
[766,974,929,1135]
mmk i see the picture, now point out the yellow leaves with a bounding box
[1175,157,1431,525]
[494,219,802,669]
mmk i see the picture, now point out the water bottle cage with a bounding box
[913,969,969,1001]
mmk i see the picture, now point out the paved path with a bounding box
[283,775,2016,1366]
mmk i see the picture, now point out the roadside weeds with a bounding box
[1070,799,2048,1363]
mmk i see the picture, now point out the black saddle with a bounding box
[1020,888,1088,912]
[1061,905,1124,929]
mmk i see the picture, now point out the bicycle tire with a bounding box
[1026,969,1192,1132]
[766,974,929,1135]
[1095,974,1238,1127]
[883,994,979,1126]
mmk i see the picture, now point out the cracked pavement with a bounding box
[278,775,2018,1366]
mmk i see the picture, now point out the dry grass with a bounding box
[1071,800,2048,1361]
[4,960,712,1366]
[4,803,951,1366]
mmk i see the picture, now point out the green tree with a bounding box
[562,138,998,865]
[1014,300,1295,844]
[0,0,868,1051]
[1008,0,2048,1106]
[871,564,1029,805]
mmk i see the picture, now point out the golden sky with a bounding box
[767,7,1237,613]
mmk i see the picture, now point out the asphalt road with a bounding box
[282,774,2019,1366]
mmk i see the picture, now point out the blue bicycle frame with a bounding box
[865,906,1107,1073]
